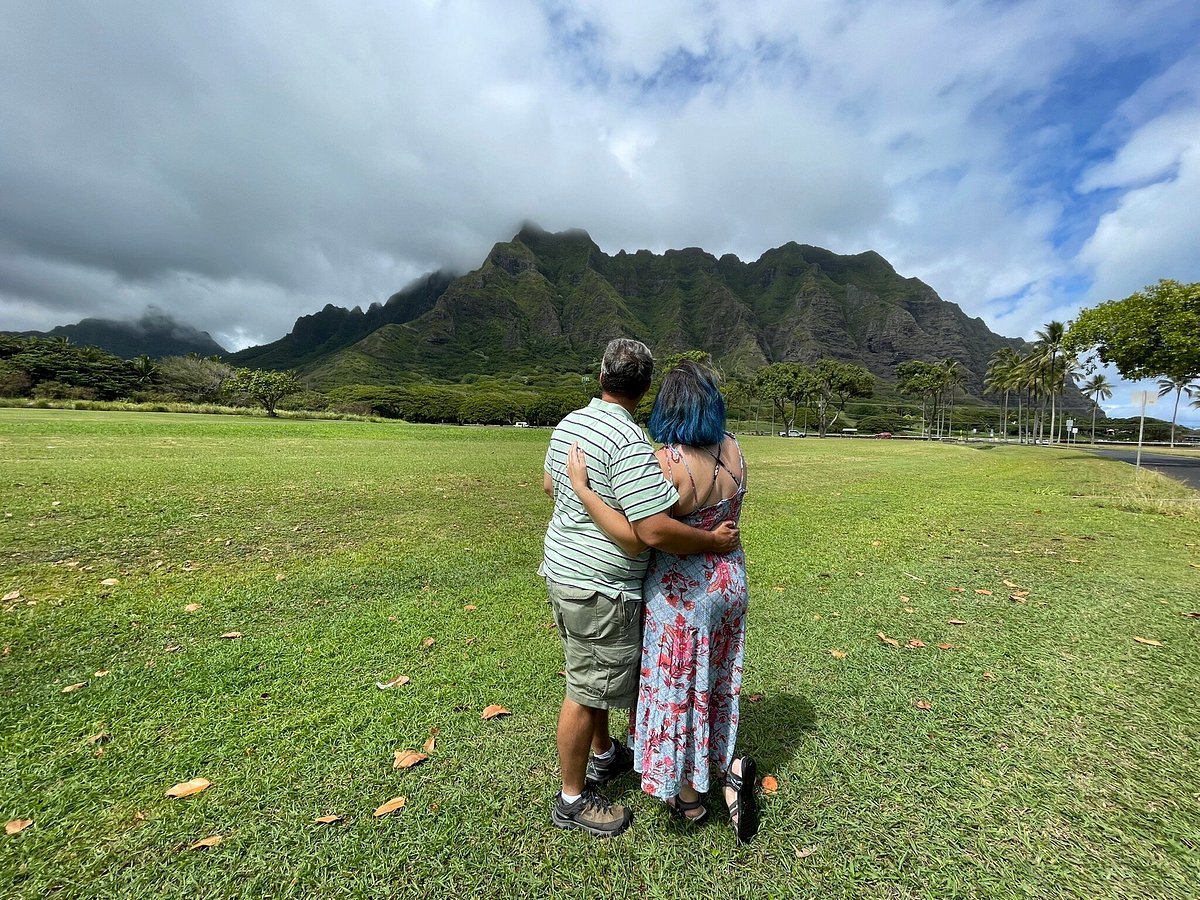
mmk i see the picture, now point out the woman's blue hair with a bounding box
[648,360,726,447]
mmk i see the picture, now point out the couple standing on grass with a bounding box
[540,338,758,843]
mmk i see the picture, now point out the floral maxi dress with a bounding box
[631,439,747,799]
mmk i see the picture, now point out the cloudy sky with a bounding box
[2,1,1198,419]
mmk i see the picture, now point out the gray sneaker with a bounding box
[585,739,635,786]
[551,788,633,838]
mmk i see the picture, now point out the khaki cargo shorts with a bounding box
[546,580,642,710]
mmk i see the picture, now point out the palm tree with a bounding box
[1081,374,1113,443]
[1017,355,1046,448]
[939,358,965,438]
[1157,375,1199,448]
[1034,321,1065,442]
[130,354,159,386]
[985,349,1021,442]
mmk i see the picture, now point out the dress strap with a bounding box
[671,445,699,498]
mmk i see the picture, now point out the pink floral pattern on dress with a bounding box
[631,444,747,800]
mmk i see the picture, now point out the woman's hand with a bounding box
[566,442,591,494]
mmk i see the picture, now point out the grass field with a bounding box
[2,409,1198,899]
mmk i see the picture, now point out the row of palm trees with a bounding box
[984,322,1104,443]
[987,321,1199,446]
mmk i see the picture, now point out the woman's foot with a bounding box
[664,788,709,824]
[724,756,759,845]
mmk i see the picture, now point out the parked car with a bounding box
[513,421,530,428]
[875,431,893,439]
[778,430,804,437]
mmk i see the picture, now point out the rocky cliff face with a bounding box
[246,224,1061,400]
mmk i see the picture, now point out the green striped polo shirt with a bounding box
[539,398,679,600]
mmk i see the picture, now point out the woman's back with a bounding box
[657,433,746,523]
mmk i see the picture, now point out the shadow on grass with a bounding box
[738,692,818,776]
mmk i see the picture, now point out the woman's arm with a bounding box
[566,443,648,556]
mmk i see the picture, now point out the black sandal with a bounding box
[665,794,709,825]
[725,756,759,845]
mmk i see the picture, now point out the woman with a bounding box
[566,360,757,844]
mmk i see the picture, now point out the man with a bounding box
[540,338,740,837]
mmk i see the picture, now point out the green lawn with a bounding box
[1,410,1198,899]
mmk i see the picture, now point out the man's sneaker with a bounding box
[551,787,633,838]
[585,739,635,786]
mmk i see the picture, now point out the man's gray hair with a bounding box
[600,338,654,399]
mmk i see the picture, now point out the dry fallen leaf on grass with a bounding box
[163,645,182,653]
[86,731,109,745]
[423,729,439,753]
[914,699,932,710]
[421,637,435,649]
[2,590,20,602]
[313,814,344,824]
[830,649,847,659]
[975,589,993,596]
[948,586,965,593]
[93,669,110,677]
[761,775,779,794]
[1183,612,1200,619]
[393,750,428,770]
[906,639,926,649]
[1189,563,1200,569]
[877,632,900,648]
[61,681,87,694]
[481,705,511,720]
[948,619,967,626]
[188,834,223,850]
[373,796,406,817]
[375,674,410,690]
[165,777,211,799]
[219,632,243,640]
[936,643,954,651]
[556,670,566,677]
[463,604,477,611]
[795,845,818,859]
[184,603,202,613]
[747,692,766,703]
[982,672,995,679]
[275,573,286,581]
[100,578,119,587]
[1133,637,1163,647]
[1002,580,1020,589]
[5,819,33,835]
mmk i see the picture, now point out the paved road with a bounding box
[1089,449,1200,490]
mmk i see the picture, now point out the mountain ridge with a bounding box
[269,224,1031,397]
[5,308,227,359]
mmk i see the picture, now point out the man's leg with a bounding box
[558,697,606,796]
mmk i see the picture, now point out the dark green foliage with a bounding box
[1066,279,1200,381]
[0,335,139,399]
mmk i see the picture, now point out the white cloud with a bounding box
[0,0,1196,369]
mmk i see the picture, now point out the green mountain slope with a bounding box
[251,224,1046,400]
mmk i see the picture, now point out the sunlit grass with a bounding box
[1,409,1198,899]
